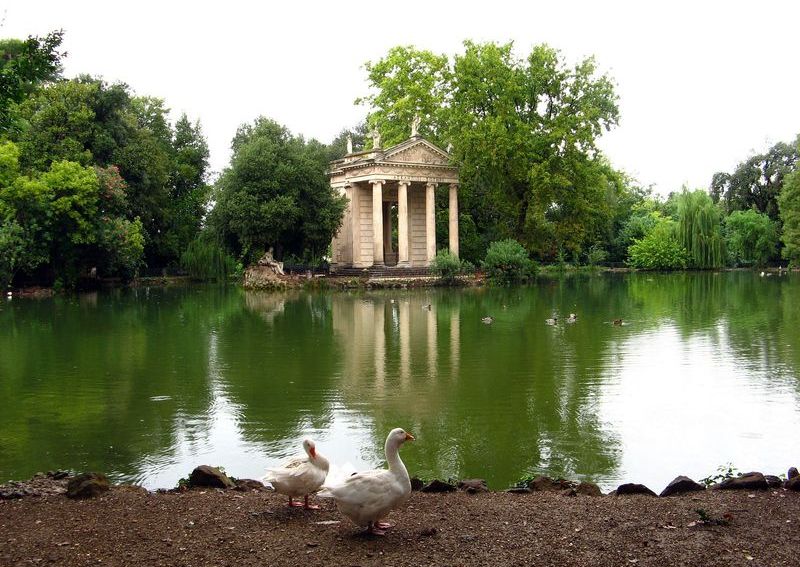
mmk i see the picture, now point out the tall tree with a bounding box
[357,46,450,147]
[710,137,799,220]
[778,170,800,265]
[0,30,64,132]
[724,209,779,267]
[13,77,210,269]
[675,189,725,269]
[211,117,346,262]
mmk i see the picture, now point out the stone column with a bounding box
[425,182,436,264]
[449,184,459,258]
[397,181,410,267]
[383,202,393,254]
[371,180,384,265]
[349,184,360,266]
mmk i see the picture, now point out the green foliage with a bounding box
[482,239,534,284]
[779,170,800,266]
[0,141,145,285]
[585,243,608,267]
[430,250,470,283]
[627,219,689,270]
[98,216,145,280]
[0,30,64,132]
[0,220,26,287]
[724,209,779,267]
[211,117,347,263]
[711,136,799,221]
[699,463,738,487]
[357,46,451,147]
[675,189,725,269]
[13,77,211,271]
[181,235,237,281]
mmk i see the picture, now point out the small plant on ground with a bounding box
[482,239,534,285]
[699,463,738,487]
[694,508,731,526]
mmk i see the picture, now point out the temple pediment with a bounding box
[383,139,451,165]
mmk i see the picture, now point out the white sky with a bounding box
[3,0,799,195]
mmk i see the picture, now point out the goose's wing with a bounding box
[318,469,394,502]
[263,455,308,481]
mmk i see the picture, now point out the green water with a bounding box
[1,272,799,492]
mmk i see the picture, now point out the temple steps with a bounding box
[331,266,432,278]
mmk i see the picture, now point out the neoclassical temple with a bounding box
[329,131,459,270]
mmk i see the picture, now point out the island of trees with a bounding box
[1,32,799,289]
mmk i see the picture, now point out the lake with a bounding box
[1,271,798,492]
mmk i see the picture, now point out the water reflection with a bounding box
[0,273,798,491]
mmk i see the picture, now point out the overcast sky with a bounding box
[4,0,799,195]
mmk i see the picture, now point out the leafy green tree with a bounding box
[0,141,146,285]
[613,199,662,263]
[0,30,64,132]
[13,77,210,270]
[675,189,725,269]
[211,117,347,262]
[627,218,689,270]
[710,136,799,220]
[724,209,779,267]
[357,46,450,147]
[778,170,800,265]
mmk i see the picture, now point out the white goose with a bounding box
[319,428,415,535]
[263,439,329,509]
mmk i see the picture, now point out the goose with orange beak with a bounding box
[263,438,329,509]
[319,428,415,535]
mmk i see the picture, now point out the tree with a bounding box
[0,30,64,132]
[211,117,347,262]
[675,189,725,269]
[724,209,779,267]
[13,77,211,270]
[357,46,450,147]
[779,170,800,265]
[359,41,621,262]
[0,141,146,286]
[710,137,799,220]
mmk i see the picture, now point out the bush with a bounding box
[724,209,778,267]
[586,243,608,267]
[482,239,534,284]
[430,250,470,283]
[627,220,689,270]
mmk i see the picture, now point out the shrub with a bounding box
[482,239,534,284]
[585,243,608,267]
[724,209,779,267]
[627,220,689,270]
[430,250,470,283]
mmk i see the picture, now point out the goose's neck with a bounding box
[385,439,408,478]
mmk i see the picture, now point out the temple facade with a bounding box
[328,134,460,270]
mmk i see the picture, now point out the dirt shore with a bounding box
[2,477,799,567]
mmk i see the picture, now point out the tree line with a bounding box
[1,33,799,289]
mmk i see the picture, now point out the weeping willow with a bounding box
[181,236,237,281]
[675,189,726,269]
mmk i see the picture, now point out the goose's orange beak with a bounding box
[405,432,415,441]
[309,446,317,458]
